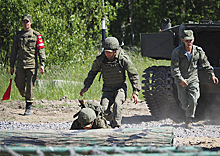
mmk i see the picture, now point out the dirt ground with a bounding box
[0,98,220,149]
[0,99,151,123]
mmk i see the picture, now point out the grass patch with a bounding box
[60,103,71,107]
[0,47,170,101]
[33,104,44,108]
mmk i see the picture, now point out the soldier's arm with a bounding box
[36,33,46,66]
[84,57,102,89]
[124,55,141,96]
[94,117,110,129]
[170,49,185,83]
[38,48,46,74]
[35,32,46,74]
[38,48,46,66]
[198,48,215,77]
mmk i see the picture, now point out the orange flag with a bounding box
[1,75,13,101]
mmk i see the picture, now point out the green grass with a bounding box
[33,103,44,108]
[0,47,170,102]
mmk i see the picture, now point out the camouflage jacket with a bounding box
[70,101,111,130]
[171,44,215,84]
[10,29,46,69]
[70,116,111,130]
[84,48,141,95]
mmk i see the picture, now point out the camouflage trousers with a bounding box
[176,81,200,118]
[101,87,127,127]
[15,68,37,103]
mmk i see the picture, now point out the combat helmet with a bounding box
[78,108,96,128]
[102,37,120,50]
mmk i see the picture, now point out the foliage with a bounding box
[0,47,170,101]
[1,0,220,102]
[1,0,220,66]
[108,0,220,46]
[0,0,27,66]
[0,0,117,66]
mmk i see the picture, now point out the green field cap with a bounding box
[22,14,32,21]
[183,30,194,40]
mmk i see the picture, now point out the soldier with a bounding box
[70,108,111,130]
[10,14,46,115]
[80,37,141,128]
[171,30,219,129]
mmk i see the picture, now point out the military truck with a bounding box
[141,14,220,120]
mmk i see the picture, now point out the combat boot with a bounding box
[185,117,194,129]
[24,102,32,115]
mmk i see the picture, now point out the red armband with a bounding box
[37,35,45,49]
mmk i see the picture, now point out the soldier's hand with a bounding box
[10,67,14,75]
[80,88,88,96]
[212,76,219,84]
[180,79,188,87]
[40,65,44,74]
[131,94,138,104]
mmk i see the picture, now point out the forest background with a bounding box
[0,0,220,101]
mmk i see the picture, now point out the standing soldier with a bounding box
[171,30,218,129]
[10,14,46,115]
[80,37,141,128]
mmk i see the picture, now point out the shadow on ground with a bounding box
[122,115,157,124]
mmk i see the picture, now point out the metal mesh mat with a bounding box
[1,145,220,156]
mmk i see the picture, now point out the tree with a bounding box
[0,0,117,66]
[108,0,220,46]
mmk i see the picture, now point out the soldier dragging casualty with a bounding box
[80,37,141,128]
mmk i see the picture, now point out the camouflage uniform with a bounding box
[10,15,46,114]
[70,104,111,130]
[171,35,215,118]
[83,37,141,128]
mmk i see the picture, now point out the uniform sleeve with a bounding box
[94,117,111,129]
[123,55,141,96]
[38,48,46,66]
[36,34,46,66]
[84,57,102,89]
[170,49,184,83]
[10,34,19,68]
[198,48,215,77]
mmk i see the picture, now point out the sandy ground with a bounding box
[0,98,220,148]
[0,98,152,124]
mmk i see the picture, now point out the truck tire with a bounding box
[142,66,185,121]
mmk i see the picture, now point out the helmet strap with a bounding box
[108,49,116,60]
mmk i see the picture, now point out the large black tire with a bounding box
[142,66,185,121]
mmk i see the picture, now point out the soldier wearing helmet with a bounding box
[80,37,141,128]
[70,108,111,130]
